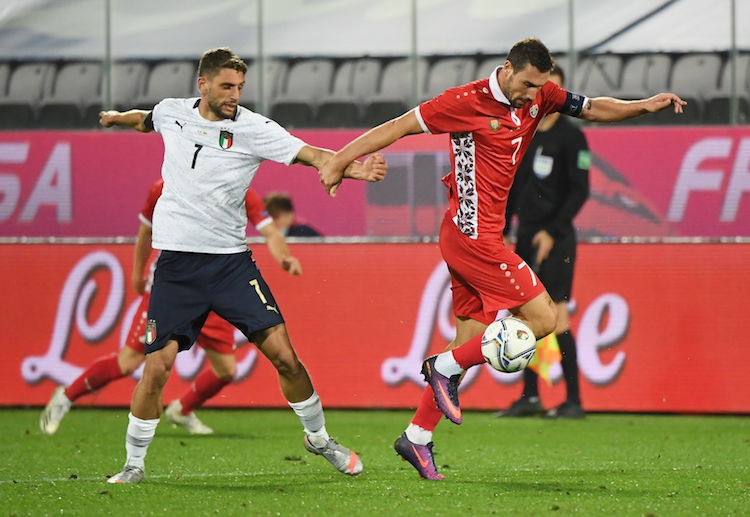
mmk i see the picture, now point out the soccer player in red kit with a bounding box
[320,38,686,479]
[40,179,302,435]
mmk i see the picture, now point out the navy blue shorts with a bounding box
[145,250,284,354]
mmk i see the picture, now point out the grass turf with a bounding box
[1,409,747,516]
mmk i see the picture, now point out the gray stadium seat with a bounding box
[612,54,671,125]
[706,54,749,124]
[317,58,381,128]
[421,57,476,101]
[269,59,335,128]
[133,61,197,110]
[612,54,671,100]
[111,62,148,109]
[475,56,503,80]
[576,54,622,97]
[242,59,288,114]
[363,58,427,127]
[662,53,723,124]
[39,62,102,128]
[0,63,9,98]
[0,62,55,129]
[84,61,149,128]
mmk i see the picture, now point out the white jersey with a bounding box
[150,97,306,253]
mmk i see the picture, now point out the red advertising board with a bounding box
[1,127,749,238]
[1,242,748,413]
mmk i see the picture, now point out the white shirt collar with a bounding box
[489,66,510,105]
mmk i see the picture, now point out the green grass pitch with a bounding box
[1,409,747,516]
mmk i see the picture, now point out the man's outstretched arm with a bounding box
[578,93,686,123]
[99,110,153,132]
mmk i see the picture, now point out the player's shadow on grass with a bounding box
[452,479,650,497]
[158,430,251,440]
[154,476,339,492]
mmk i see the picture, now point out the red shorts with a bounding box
[439,214,546,325]
[125,294,236,355]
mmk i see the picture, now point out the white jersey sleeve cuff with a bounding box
[138,213,152,227]
[255,216,274,231]
[413,107,431,134]
[285,140,307,166]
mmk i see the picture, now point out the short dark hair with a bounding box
[264,192,294,217]
[550,62,565,85]
[198,47,248,79]
[506,38,553,73]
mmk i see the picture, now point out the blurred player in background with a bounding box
[98,47,386,483]
[40,180,300,436]
[264,191,322,237]
[497,65,589,419]
[320,38,685,479]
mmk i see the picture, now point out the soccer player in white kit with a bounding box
[99,47,387,483]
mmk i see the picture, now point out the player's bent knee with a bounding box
[272,351,303,378]
[217,365,237,381]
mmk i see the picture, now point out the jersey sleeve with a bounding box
[150,100,167,133]
[415,86,477,134]
[138,180,164,227]
[251,117,307,165]
[541,82,589,118]
[245,188,273,232]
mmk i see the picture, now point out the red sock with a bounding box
[64,353,124,401]
[179,368,231,414]
[451,334,486,370]
[410,386,444,431]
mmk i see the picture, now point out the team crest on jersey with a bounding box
[145,319,157,345]
[489,118,501,132]
[530,104,539,118]
[219,130,234,150]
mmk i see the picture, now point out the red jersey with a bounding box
[138,179,272,231]
[416,69,568,241]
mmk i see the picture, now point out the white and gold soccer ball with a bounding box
[481,317,536,373]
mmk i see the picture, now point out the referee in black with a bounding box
[498,64,590,419]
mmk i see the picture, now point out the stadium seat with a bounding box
[242,58,288,114]
[657,53,723,124]
[84,62,150,127]
[0,62,55,129]
[133,61,197,110]
[421,57,476,101]
[576,54,622,97]
[0,63,9,97]
[612,54,671,125]
[317,58,381,128]
[475,56,503,80]
[38,62,102,128]
[612,53,671,100]
[269,59,335,128]
[363,58,427,127]
[705,53,750,124]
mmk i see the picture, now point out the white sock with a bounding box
[434,351,464,377]
[288,392,329,447]
[125,412,159,469]
[405,423,433,446]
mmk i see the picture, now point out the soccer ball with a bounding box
[481,317,537,373]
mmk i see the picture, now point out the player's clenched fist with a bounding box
[361,153,388,182]
[99,110,118,127]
